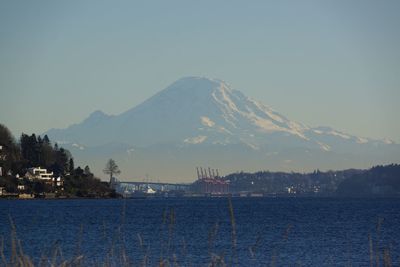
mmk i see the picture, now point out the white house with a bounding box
[25,167,54,181]
[52,176,63,187]
[17,184,25,191]
[25,167,64,189]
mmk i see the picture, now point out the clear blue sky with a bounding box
[1,0,399,142]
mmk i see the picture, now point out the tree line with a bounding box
[224,164,400,196]
[0,123,72,177]
[0,123,117,197]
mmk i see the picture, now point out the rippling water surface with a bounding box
[0,197,399,266]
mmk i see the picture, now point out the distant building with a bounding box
[24,167,63,187]
[17,184,25,191]
[24,167,64,187]
[25,167,54,181]
[286,186,296,194]
[53,177,63,187]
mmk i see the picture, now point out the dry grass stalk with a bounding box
[227,196,237,266]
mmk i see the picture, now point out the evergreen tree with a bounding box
[50,147,71,176]
[43,135,50,145]
[84,165,92,176]
[20,134,30,164]
[69,158,75,174]
[29,134,39,166]
[20,133,41,167]
[0,124,20,175]
[37,135,43,166]
[40,139,53,168]
[75,166,84,176]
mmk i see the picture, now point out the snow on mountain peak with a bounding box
[200,116,215,127]
[184,135,207,144]
[123,76,318,145]
[45,76,397,153]
[166,76,231,95]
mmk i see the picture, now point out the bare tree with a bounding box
[103,159,121,186]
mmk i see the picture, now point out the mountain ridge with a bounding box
[44,76,399,181]
[46,76,394,148]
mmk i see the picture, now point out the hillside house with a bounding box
[25,167,54,181]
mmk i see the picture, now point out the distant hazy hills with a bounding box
[45,77,400,181]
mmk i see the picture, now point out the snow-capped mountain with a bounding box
[45,77,399,181]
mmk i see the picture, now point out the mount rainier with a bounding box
[45,77,399,181]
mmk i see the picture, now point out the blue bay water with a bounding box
[0,197,399,266]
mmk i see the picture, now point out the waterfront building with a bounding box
[25,167,54,181]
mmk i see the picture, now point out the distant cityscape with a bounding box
[1,123,400,199]
[114,164,400,198]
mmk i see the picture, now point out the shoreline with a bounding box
[2,194,400,200]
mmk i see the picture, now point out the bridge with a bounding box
[111,166,224,195]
